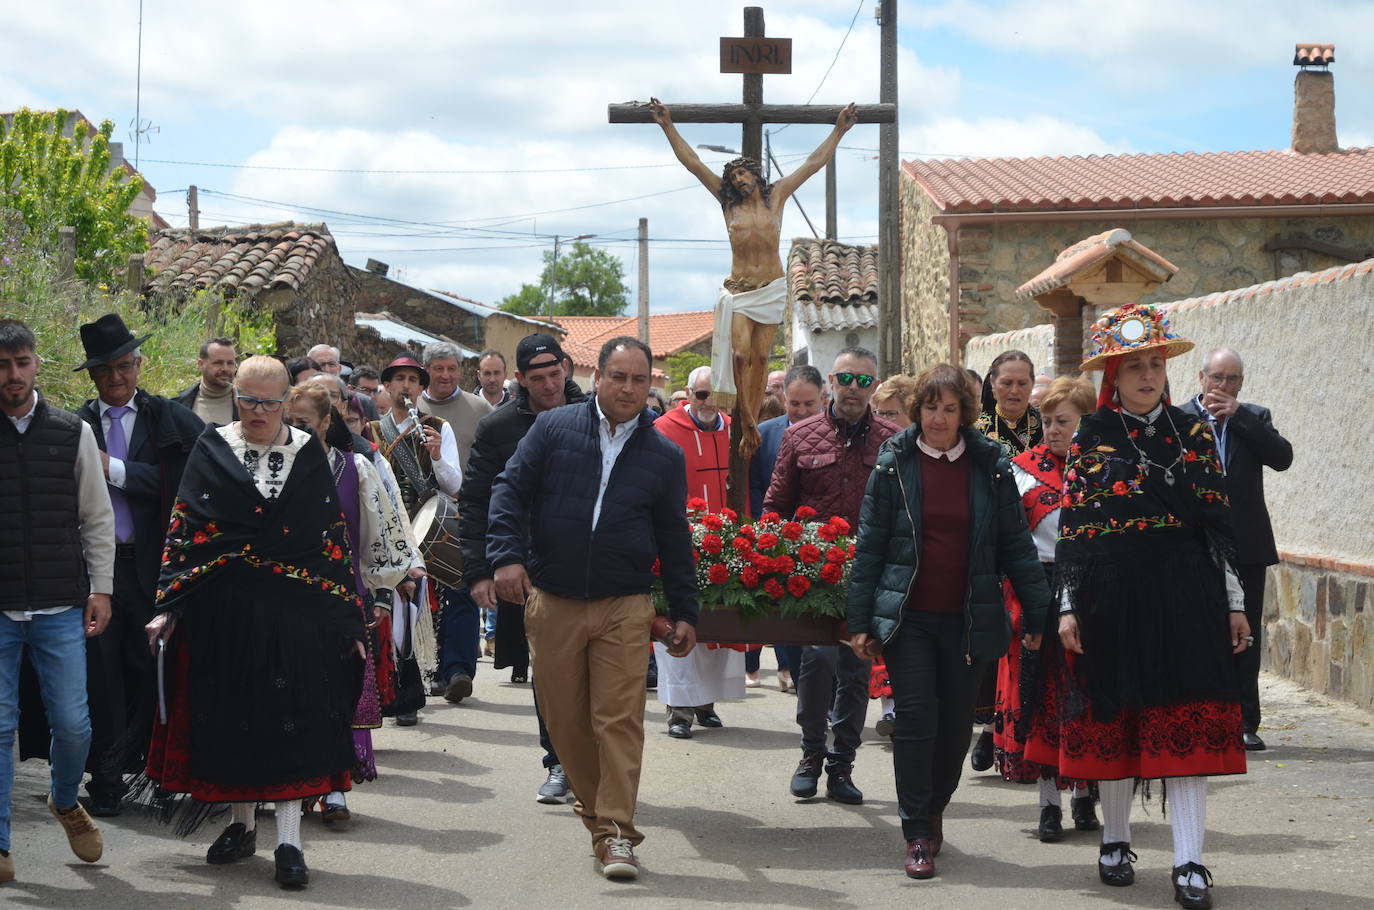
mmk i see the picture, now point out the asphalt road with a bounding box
[5,665,1372,909]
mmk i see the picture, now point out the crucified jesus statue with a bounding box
[650,98,857,461]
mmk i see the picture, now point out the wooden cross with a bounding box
[608,6,895,515]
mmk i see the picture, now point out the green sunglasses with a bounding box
[833,372,876,388]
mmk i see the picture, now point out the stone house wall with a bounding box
[900,170,1374,368]
[261,250,359,359]
[964,258,1374,709]
[352,268,487,351]
[898,180,952,371]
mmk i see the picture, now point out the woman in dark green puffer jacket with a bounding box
[846,363,1051,880]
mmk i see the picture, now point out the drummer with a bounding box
[369,354,462,725]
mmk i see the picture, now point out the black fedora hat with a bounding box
[73,313,152,372]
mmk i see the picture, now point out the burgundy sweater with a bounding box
[906,450,972,614]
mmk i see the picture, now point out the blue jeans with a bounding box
[0,609,92,852]
[439,587,480,683]
[483,606,497,641]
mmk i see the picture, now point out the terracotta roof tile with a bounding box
[553,311,714,367]
[787,238,880,332]
[144,221,336,296]
[1015,228,1179,299]
[902,147,1374,214]
[1294,44,1335,66]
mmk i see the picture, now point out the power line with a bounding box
[771,0,866,137]
[140,152,807,176]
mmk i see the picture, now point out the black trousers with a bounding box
[85,557,156,797]
[886,610,989,840]
[1236,563,1267,732]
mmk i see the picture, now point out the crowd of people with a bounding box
[0,301,1289,908]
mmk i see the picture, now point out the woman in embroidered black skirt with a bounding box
[143,357,366,889]
[1024,304,1250,910]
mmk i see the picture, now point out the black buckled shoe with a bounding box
[1071,794,1101,831]
[825,770,864,805]
[789,752,824,798]
[694,709,723,728]
[206,823,256,865]
[1098,841,1137,886]
[274,844,309,888]
[970,729,995,772]
[1037,804,1064,842]
[1172,862,1214,909]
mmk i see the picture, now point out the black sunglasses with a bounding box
[693,389,712,400]
[833,372,876,389]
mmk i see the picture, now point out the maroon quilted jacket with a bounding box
[762,406,899,526]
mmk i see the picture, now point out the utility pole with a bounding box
[637,218,650,344]
[825,158,837,240]
[876,0,900,373]
[188,185,200,230]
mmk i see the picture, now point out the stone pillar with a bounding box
[1293,70,1338,154]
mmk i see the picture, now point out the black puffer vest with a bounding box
[0,395,89,609]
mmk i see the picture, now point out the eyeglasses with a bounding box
[693,389,712,401]
[235,394,287,413]
[875,408,902,420]
[1205,372,1243,385]
[833,372,876,389]
[91,359,140,379]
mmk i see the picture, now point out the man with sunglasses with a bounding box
[764,347,898,806]
[31,315,202,818]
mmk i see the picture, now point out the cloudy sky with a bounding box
[7,1,1372,314]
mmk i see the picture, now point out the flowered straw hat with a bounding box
[1080,302,1194,371]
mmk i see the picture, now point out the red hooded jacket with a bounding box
[654,404,731,512]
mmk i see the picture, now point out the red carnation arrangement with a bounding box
[651,499,857,623]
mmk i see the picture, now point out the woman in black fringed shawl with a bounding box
[141,356,364,890]
[969,349,1044,771]
[1023,304,1250,910]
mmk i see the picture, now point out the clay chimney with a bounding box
[1292,43,1338,154]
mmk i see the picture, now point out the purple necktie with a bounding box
[105,405,135,542]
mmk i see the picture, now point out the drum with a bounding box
[413,492,464,589]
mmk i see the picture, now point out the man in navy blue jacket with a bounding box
[488,336,698,881]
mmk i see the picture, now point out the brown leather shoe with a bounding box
[0,849,13,883]
[48,795,102,863]
[932,814,943,857]
[904,838,935,879]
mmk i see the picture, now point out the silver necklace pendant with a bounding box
[1144,424,1157,437]
[1164,468,1175,486]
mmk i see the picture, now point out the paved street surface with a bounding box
[6,665,1373,909]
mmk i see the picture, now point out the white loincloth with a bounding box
[711,275,787,403]
[653,642,746,707]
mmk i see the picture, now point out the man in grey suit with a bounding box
[1181,347,1293,751]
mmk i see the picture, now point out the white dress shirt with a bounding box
[98,394,139,489]
[5,392,116,621]
[593,397,639,530]
[393,414,462,497]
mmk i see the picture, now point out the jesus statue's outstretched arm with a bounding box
[649,98,722,197]
[770,103,857,206]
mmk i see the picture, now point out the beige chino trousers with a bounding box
[524,587,653,847]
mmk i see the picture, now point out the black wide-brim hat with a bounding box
[73,313,152,372]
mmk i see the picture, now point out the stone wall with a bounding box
[262,249,360,358]
[964,257,1374,709]
[352,268,486,351]
[1265,558,1373,711]
[898,179,952,372]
